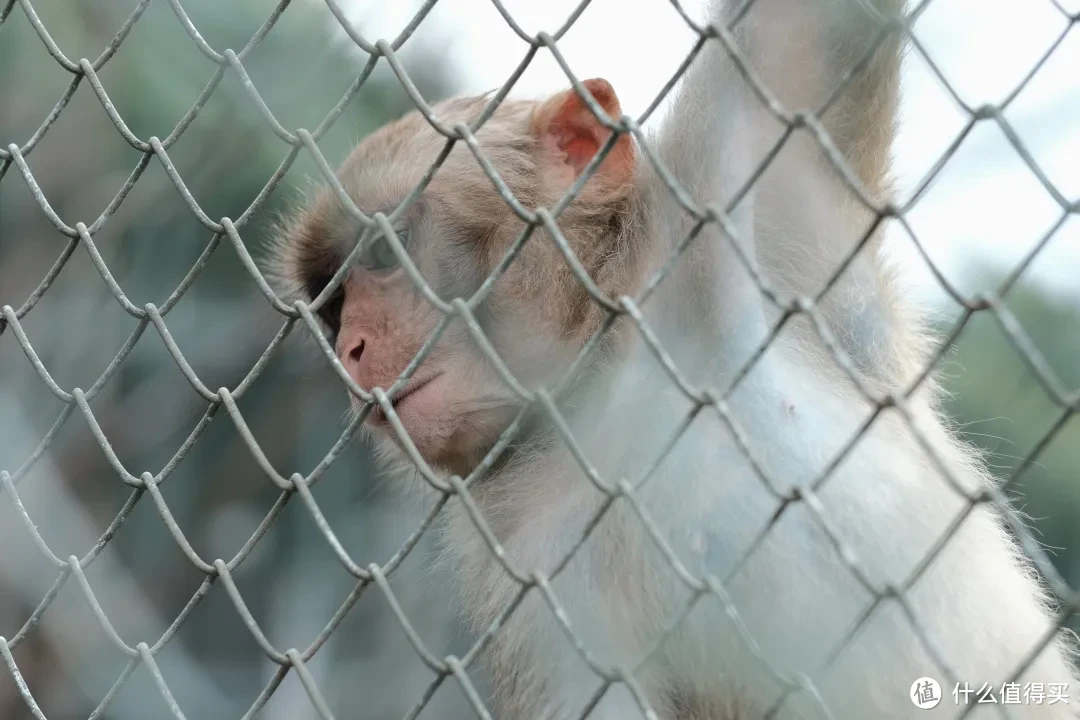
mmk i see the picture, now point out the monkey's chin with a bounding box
[363,393,513,479]
[362,374,463,465]
[367,417,473,479]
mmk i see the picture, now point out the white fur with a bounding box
[422,1,1080,717]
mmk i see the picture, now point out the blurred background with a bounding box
[1,0,1078,718]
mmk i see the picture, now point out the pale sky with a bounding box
[334,0,1080,310]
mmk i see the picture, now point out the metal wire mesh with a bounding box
[2,0,1079,718]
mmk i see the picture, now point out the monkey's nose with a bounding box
[339,336,368,384]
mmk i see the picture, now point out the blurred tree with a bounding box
[2,2,481,719]
[936,269,1080,631]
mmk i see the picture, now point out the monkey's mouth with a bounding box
[368,373,442,425]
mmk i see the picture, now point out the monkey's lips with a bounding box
[368,373,443,426]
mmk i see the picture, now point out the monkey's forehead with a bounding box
[337,95,535,182]
[338,129,442,200]
[307,96,540,248]
[332,150,507,224]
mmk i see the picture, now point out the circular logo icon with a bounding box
[911,677,942,709]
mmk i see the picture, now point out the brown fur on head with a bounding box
[266,79,643,474]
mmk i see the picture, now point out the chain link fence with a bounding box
[2,0,1079,718]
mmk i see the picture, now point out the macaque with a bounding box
[269,0,1079,717]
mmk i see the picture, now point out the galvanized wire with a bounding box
[2,0,1079,718]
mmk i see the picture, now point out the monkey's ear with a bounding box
[530,78,635,196]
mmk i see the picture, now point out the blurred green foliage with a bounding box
[2,2,479,719]
[937,275,1080,602]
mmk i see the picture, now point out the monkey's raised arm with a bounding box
[648,0,911,385]
[658,0,905,218]
[639,0,776,381]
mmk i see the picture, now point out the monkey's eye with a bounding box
[363,230,408,272]
[315,283,344,335]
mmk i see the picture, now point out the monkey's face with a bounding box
[271,80,638,474]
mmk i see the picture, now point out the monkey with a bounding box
[268,0,1080,717]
